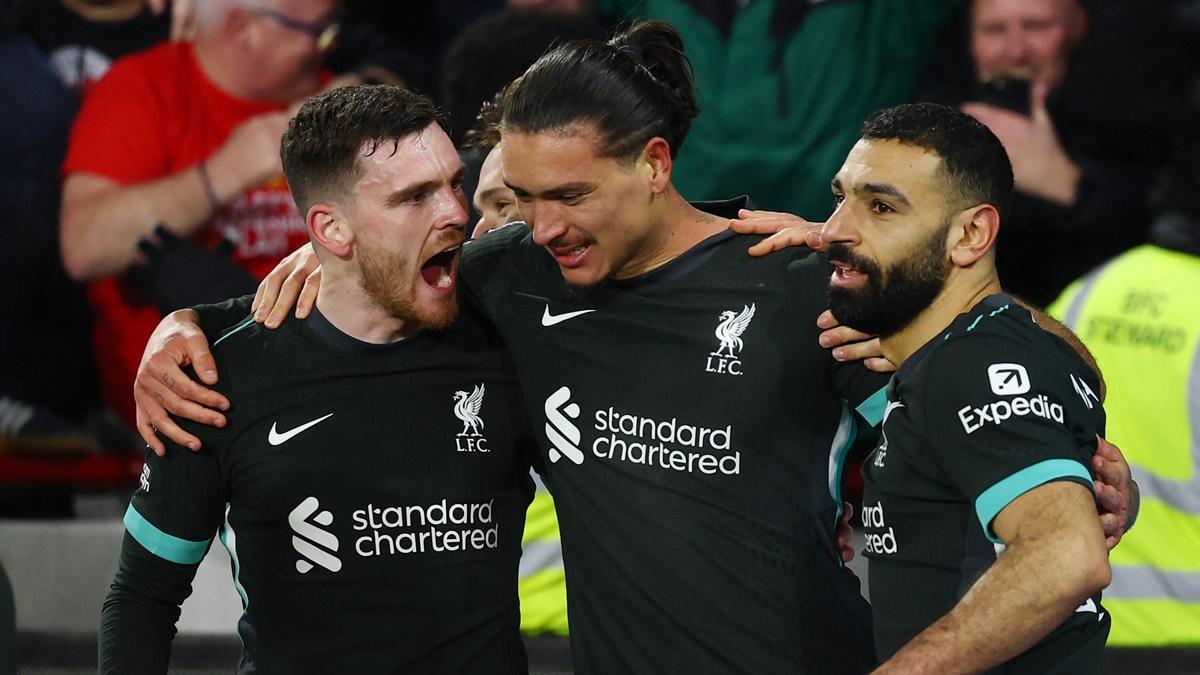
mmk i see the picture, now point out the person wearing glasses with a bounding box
[58,0,342,429]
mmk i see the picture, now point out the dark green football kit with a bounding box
[154,197,889,673]
[100,303,535,674]
[860,293,1110,673]
[461,198,888,673]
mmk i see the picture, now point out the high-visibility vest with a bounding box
[1049,244,1200,646]
[519,471,568,635]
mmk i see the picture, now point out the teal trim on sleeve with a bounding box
[213,315,256,347]
[975,459,1092,544]
[124,504,210,565]
[856,386,889,428]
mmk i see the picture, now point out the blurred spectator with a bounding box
[1047,4,1200,644]
[597,0,961,217]
[14,0,169,93]
[440,8,605,146]
[0,10,98,433]
[58,0,339,427]
[920,0,1178,305]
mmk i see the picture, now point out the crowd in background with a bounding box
[1,0,1199,660]
[0,0,1196,573]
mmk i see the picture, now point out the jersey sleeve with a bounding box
[99,435,227,673]
[62,56,169,184]
[921,332,1100,544]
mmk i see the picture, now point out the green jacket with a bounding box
[601,0,962,217]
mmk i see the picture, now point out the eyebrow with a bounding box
[385,166,466,208]
[831,177,911,208]
[504,180,594,198]
[475,186,511,206]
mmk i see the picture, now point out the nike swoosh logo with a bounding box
[542,306,596,327]
[268,413,334,446]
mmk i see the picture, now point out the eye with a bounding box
[450,176,465,192]
[495,200,513,212]
[561,193,584,206]
[831,192,845,208]
[409,190,429,205]
[871,201,894,215]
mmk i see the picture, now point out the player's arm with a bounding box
[135,297,252,454]
[1012,297,1104,399]
[99,435,226,673]
[873,480,1110,675]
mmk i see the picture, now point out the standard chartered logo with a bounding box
[543,385,741,475]
[861,501,898,555]
[289,496,341,574]
[290,496,499,568]
[545,386,584,465]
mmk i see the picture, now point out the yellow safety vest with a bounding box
[519,472,568,635]
[1049,244,1200,646]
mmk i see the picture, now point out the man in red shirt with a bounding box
[59,0,339,425]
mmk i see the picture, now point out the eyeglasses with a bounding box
[248,6,340,52]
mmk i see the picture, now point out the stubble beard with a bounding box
[358,243,458,332]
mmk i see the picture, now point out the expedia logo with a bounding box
[957,395,1064,434]
[289,496,341,573]
[545,386,583,464]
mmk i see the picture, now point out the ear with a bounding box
[949,204,1000,268]
[307,202,353,258]
[641,137,673,195]
[1067,1,1089,46]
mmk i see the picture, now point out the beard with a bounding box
[358,241,458,332]
[827,222,951,338]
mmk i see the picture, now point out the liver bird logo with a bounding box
[712,304,756,358]
[453,384,486,437]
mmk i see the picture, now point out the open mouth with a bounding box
[549,242,591,268]
[830,259,867,287]
[420,243,462,290]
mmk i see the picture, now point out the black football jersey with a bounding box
[861,294,1109,673]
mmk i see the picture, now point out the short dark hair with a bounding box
[501,20,700,161]
[859,103,1014,221]
[462,89,505,151]
[281,85,441,212]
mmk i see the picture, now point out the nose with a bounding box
[1001,30,1031,68]
[471,214,492,240]
[821,202,859,248]
[528,201,569,247]
[434,185,469,231]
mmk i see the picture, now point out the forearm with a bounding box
[60,169,217,281]
[876,489,1109,674]
[98,534,195,674]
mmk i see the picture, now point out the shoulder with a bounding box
[917,302,1101,413]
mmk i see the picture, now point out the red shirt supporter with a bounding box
[63,42,316,425]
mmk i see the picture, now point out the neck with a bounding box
[611,186,729,280]
[61,0,146,22]
[315,272,420,344]
[880,271,1002,366]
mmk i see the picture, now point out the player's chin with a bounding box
[414,293,459,331]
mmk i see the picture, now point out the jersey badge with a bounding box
[706,303,756,376]
[454,384,489,452]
